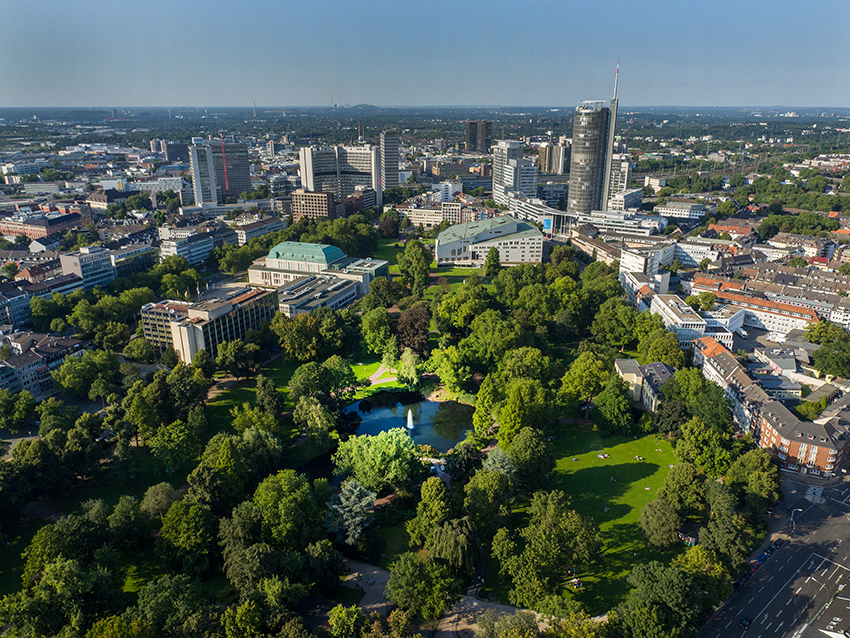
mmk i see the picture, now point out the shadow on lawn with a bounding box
[554,461,660,520]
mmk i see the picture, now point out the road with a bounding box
[701,479,850,638]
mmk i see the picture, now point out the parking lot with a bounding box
[701,479,850,638]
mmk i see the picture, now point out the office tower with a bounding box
[211,141,252,201]
[492,140,537,206]
[165,143,189,163]
[380,131,399,192]
[466,121,492,153]
[538,141,571,175]
[567,64,621,214]
[189,143,219,205]
[291,189,337,222]
[299,145,382,208]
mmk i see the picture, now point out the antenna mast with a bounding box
[601,60,620,212]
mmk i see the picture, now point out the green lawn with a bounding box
[484,425,681,616]
[377,522,412,569]
[374,238,405,266]
[430,264,484,278]
[0,518,42,596]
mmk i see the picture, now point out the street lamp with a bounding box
[790,508,804,533]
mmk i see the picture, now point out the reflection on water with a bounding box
[344,391,473,453]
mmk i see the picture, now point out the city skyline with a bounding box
[2,0,849,108]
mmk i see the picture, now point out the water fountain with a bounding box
[406,409,414,429]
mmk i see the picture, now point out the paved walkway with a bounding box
[367,363,398,386]
[435,595,547,638]
[343,560,392,616]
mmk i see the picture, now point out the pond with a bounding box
[344,391,474,453]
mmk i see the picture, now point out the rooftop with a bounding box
[267,241,346,264]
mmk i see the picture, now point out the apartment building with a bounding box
[615,359,674,412]
[0,332,86,399]
[654,201,714,220]
[159,233,216,267]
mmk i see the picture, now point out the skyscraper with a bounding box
[211,141,252,201]
[492,140,538,206]
[299,145,382,208]
[466,121,492,153]
[189,143,218,205]
[380,131,399,192]
[567,64,620,215]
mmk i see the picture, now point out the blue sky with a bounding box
[2,0,848,107]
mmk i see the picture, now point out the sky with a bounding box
[2,0,849,108]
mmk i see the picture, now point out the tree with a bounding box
[813,341,850,377]
[672,545,731,609]
[385,553,457,620]
[271,312,321,362]
[593,372,633,434]
[216,340,260,379]
[325,479,376,546]
[52,349,120,400]
[675,416,733,477]
[473,374,497,442]
[590,297,636,349]
[333,428,416,492]
[328,605,366,638]
[108,495,149,548]
[484,247,501,277]
[559,351,608,404]
[397,239,431,297]
[506,428,554,492]
[699,257,711,271]
[397,347,422,390]
[611,561,702,638]
[159,346,179,368]
[464,470,513,541]
[639,498,680,548]
[406,476,451,546]
[361,307,392,356]
[293,395,335,447]
[497,379,553,448]
[492,490,602,608]
[149,420,193,473]
[140,482,179,520]
[657,463,705,516]
[252,470,328,551]
[124,337,154,363]
[426,516,481,580]
[255,374,285,421]
[192,349,217,378]
[157,500,218,576]
[446,440,484,481]
[653,399,689,436]
[639,329,685,368]
[396,305,430,356]
[725,449,781,513]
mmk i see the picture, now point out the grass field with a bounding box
[482,424,681,616]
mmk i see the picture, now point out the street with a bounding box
[701,478,850,638]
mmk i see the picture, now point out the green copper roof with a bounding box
[267,241,346,264]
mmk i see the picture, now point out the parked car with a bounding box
[774,538,784,547]
[750,562,760,572]
[733,579,743,592]
[740,616,752,630]
[766,546,775,556]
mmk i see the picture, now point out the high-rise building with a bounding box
[189,144,218,205]
[291,189,337,222]
[492,140,537,206]
[466,121,492,153]
[299,145,382,208]
[538,141,571,174]
[380,131,399,192]
[608,153,632,196]
[567,64,621,215]
[211,141,252,201]
[567,102,610,215]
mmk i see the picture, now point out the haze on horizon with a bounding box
[2,0,848,109]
